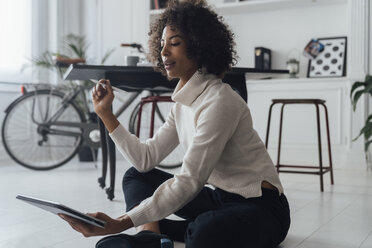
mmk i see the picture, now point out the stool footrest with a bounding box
[276,164,331,175]
[276,164,331,169]
[277,169,330,175]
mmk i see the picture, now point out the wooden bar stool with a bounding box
[136,95,173,138]
[265,99,334,192]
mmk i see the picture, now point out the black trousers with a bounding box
[123,167,290,248]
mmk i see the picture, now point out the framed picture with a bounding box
[307,36,347,78]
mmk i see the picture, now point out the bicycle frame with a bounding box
[29,87,98,145]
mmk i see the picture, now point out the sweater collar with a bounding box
[171,70,218,106]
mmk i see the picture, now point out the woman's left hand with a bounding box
[59,212,133,237]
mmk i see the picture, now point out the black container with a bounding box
[255,47,271,71]
[78,112,99,162]
[78,146,98,162]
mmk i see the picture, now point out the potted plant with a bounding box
[30,34,114,78]
[25,33,115,162]
[350,74,372,170]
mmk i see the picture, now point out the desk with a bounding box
[64,64,288,200]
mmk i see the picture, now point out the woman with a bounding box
[60,1,290,247]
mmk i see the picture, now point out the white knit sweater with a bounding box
[109,71,283,227]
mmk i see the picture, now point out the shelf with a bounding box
[150,0,347,16]
[215,0,347,15]
[246,77,350,84]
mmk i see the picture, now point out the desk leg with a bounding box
[98,118,108,189]
[106,132,116,200]
[103,92,141,201]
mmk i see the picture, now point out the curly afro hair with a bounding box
[147,0,237,77]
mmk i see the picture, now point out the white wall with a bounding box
[79,0,151,148]
[0,0,83,162]
[221,3,348,77]
[81,0,150,66]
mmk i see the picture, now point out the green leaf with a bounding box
[349,76,372,152]
[30,51,57,71]
[364,82,372,94]
[68,43,82,58]
[365,140,372,152]
[20,63,30,73]
[353,122,372,142]
[366,115,372,123]
[350,81,365,98]
[352,90,365,111]
[353,132,362,141]
[101,48,116,65]
[365,74,372,83]
[353,122,371,141]
[363,122,372,139]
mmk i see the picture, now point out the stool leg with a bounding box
[136,102,144,138]
[277,104,285,172]
[265,102,275,149]
[276,103,285,173]
[315,104,324,192]
[150,101,156,138]
[322,103,334,185]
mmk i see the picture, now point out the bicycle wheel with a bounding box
[129,100,183,169]
[2,89,85,170]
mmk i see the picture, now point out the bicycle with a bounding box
[2,42,183,171]
[2,82,183,171]
[1,82,101,170]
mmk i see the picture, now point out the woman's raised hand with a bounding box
[92,79,115,119]
[92,79,120,133]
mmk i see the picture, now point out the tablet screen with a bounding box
[16,194,106,228]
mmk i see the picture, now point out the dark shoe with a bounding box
[95,230,173,248]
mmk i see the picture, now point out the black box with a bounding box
[255,47,271,71]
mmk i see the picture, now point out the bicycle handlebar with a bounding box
[121,43,144,53]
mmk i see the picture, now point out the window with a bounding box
[0,0,32,82]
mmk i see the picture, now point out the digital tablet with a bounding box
[16,194,106,228]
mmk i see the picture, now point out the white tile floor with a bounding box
[0,157,372,248]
